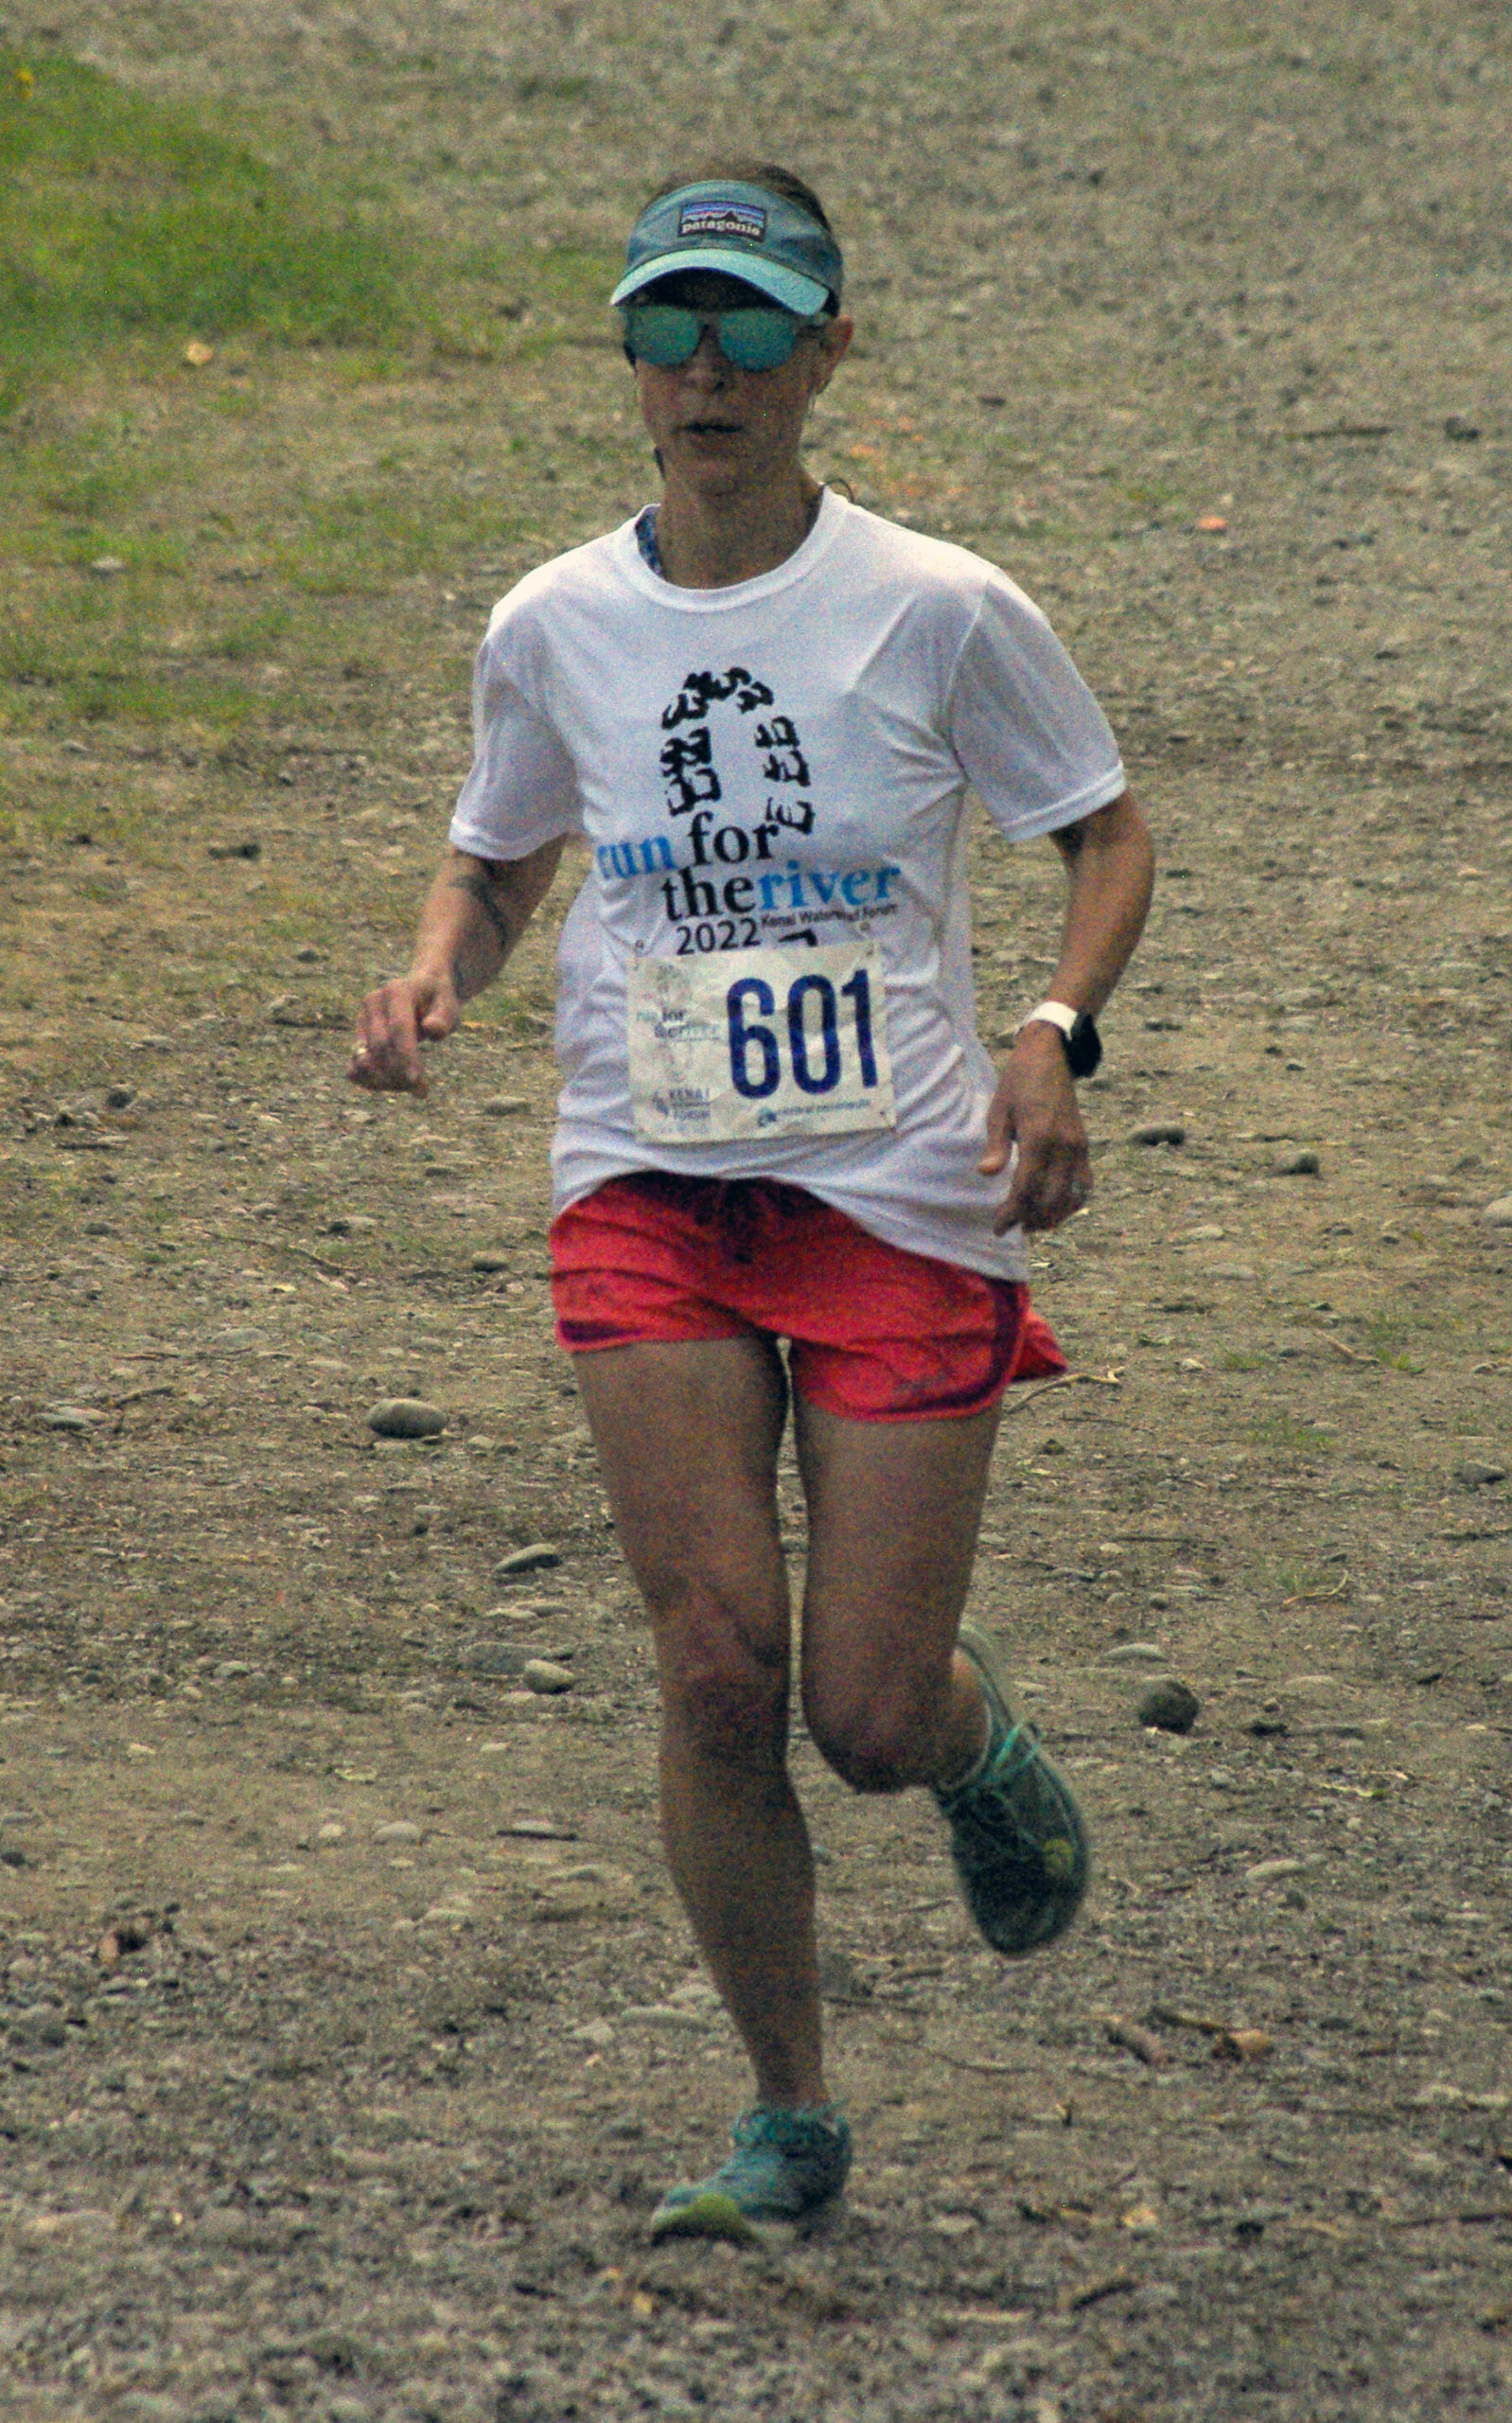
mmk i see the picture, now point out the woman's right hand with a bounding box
[347,967,459,1097]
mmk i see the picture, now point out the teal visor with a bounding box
[619,300,821,373]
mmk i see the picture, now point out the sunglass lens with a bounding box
[718,309,801,370]
[622,304,701,366]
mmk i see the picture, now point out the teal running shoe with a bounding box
[934,1618,1090,1956]
[649,2103,852,2244]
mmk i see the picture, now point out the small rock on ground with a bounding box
[495,1543,561,1576]
[460,1643,533,1677]
[521,1659,575,1694]
[1137,1678,1202,1733]
[1273,1149,1321,1176]
[1482,1194,1512,1227]
[367,1398,445,1439]
[1130,1122,1186,1146]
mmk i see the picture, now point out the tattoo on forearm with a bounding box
[448,871,515,953]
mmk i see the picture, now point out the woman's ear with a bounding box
[812,315,854,397]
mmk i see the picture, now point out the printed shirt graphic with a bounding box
[448,491,1126,1282]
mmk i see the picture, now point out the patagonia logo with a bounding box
[678,201,767,243]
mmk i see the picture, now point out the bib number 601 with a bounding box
[728,968,881,1100]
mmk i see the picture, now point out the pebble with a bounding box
[532,1866,638,1919]
[521,1658,575,1695]
[461,1643,530,1676]
[3,2007,69,2050]
[1137,1678,1202,1733]
[571,2017,616,2047]
[325,1213,377,1235]
[1103,1641,1169,1663]
[89,555,127,575]
[470,1250,512,1272]
[1131,1122,1186,1147]
[818,1948,871,2005]
[495,1543,561,1577]
[480,1096,530,1116]
[1245,1857,1304,1885]
[1482,1196,1512,1228]
[368,1398,446,1439]
[374,1820,423,1844]
[1454,1461,1506,1489]
[1272,1149,1321,1177]
[214,1659,252,1679]
[42,1405,106,1430]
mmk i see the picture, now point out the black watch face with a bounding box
[1066,1012,1102,1078]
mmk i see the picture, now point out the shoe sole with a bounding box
[649,2189,759,2246]
[949,1619,1090,1955]
[648,2187,847,2249]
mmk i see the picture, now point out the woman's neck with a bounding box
[655,472,823,590]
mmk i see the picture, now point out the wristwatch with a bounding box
[1016,999,1102,1079]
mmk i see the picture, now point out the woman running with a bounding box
[350,160,1153,2242]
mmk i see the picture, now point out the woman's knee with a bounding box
[803,1676,941,1795]
[653,1596,789,1768]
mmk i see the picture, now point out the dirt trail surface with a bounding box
[3,2,1511,2416]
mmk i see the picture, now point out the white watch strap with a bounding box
[1017,999,1079,1041]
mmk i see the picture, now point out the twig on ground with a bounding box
[1104,2014,1169,2070]
[1283,1575,1352,1606]
[998,1370,1123,1416]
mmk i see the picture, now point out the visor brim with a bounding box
[609,248,832,318]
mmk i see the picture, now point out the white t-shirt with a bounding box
[448,489,1125,1282]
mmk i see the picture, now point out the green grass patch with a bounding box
[1360,1306,1426,1374]
[1248,1413,1336,1459]
[0,46,415,361]
[281,483,527,595]
[0,47,619,374]
[211,604,292,662]
[0,51,621,758]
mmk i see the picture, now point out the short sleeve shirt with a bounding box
[449,490,1125,1281]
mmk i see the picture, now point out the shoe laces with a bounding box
[733,2103,848,2159]
[956,1722,1064,1857]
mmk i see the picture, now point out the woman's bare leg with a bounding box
[573,1335,827,2108]
[793,1396,1001,1793]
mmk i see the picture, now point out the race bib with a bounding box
[628,941,897,1144]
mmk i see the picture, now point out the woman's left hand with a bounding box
[980,1025,1093,1233]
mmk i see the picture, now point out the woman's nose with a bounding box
[684,324,730,380]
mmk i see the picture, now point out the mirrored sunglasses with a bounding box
[618,300,821,373]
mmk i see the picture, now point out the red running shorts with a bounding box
[549,1171,1066,1424]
